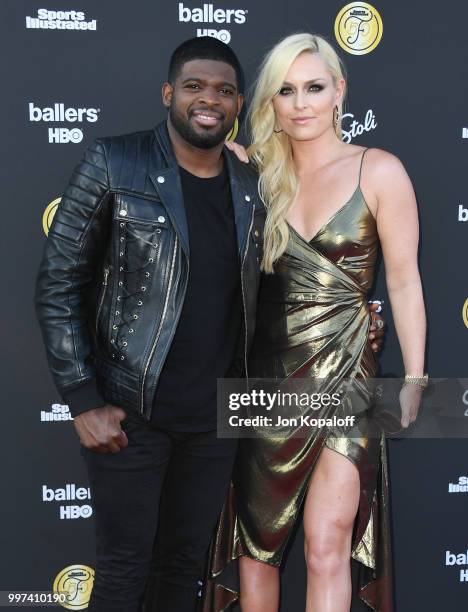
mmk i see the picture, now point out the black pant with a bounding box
[80,409,237,612]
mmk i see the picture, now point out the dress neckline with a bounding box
[286,184,374,245]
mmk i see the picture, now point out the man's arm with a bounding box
[35,139,111,418]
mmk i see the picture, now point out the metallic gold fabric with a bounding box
[202,155,394,611]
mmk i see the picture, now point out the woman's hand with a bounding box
[399,383,423,428]
[224,139,249,163]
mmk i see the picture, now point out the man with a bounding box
[35,37,384,611]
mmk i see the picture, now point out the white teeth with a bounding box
[195,113,218,120]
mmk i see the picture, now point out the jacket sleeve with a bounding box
[34,138,112,418]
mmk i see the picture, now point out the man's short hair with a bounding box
[168,37,244,93]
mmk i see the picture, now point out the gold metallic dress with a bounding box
[202,149,394,611]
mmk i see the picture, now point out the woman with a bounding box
[203,33,426,612]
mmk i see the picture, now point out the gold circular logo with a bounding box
[53,564,94,610]
[462,298,468,328]
[334,2,383,55]
[226,117,239,141]
[42,198,61,236]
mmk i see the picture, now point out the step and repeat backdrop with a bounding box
[1,0,467,610]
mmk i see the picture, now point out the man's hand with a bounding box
[74,405,128,454]
[368,302,386,353]
[224,139,249,163]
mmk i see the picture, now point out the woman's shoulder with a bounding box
[360,147,411,195]
[362,147,407,175]
[360,148,414,212]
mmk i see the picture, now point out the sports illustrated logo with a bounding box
[53,565,94,610]
[458,204,468,222]
[41,403,73,422]
[28,102,100,144]
[334,2,383,55]
[26,9,97,31]
[448,476,468,493]
[341,109,377,143]
[178,3,248,43]
[462,127,468,138]
[445,550,468,582]
[42,483,92,520]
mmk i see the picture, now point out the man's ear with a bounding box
[237,93,244,116]
[162,82,173,108]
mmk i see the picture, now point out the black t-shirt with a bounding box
[150,164,243,431]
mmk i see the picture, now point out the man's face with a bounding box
[163,59,243,149]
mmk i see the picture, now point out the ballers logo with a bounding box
[178,3,248,44]
[334,2,383,55]
[53,565,94,609]
[445,550,468,583]
[42,483,93,520]
[28,102,100,144]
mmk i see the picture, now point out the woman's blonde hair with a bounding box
[248,33,347,272]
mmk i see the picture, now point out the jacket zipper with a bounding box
[240,206,255,380]
[95,266,109,336]
[140,235,178,413]
[147,250,189,417]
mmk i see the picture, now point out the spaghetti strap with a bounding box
[358,147,369,188]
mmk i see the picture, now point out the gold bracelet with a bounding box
[404,373,429,388]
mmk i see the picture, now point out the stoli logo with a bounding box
[341,109,377,143]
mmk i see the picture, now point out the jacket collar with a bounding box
[149,120,255,261]
[224,148,256,261]
[150,122,190,257]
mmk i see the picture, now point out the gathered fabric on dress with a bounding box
[201,149,394,612]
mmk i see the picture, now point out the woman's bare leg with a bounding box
[303,446,360,612]
[239,555,279,612]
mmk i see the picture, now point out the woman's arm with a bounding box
[367,149,426,376]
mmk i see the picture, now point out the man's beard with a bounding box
[169,102,232,149]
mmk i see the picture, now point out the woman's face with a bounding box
[272,51,344,141]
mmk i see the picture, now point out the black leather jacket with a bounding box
[35,121,265,421]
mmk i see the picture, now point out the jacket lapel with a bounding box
[224,150,255,261]
[149,123,190,257]
[149,122,256,262]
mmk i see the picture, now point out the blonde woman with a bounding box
[202,33,426,612]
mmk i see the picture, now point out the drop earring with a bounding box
[333,105,340,127]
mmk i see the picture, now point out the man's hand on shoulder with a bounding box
[368,301,386,352]
[224,139,249,163]
[74,405,128,454]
